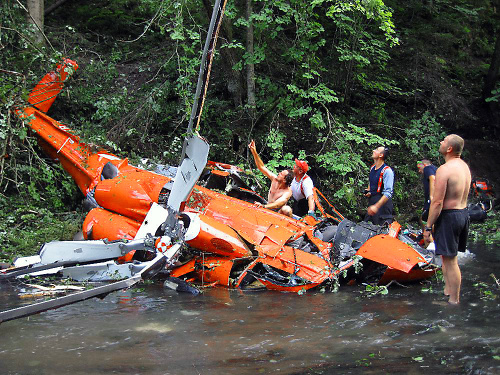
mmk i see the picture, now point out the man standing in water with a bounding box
[417,159,437,246]
[364,146,394,225]
[417,159,437,222]
[248,140,293,216]
[424,134,471,305]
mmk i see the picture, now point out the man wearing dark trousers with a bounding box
[424,134,471,305]
[364,146,394,225]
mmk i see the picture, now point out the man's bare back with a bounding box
[437,158,471,210]
[424,134,471,304]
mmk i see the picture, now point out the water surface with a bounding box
[1,242,498,374]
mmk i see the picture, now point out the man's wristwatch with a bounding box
[424,226,432,232]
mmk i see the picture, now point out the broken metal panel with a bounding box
[232,258,260,288]
[258,245,331,284]
[378,266,437,285]
[258,278,321,292]
[186,215,252,258]
[169,259,197,278]
[388,221,402,238]
[83,208,141,241]
[356,235,428,274]
[27,59,78,113]
[194,256,233,287]
[94,170,171,222]
[189,187,306,248]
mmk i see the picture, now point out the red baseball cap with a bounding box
[295,159,309,173]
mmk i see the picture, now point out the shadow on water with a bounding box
[1,241,499,375]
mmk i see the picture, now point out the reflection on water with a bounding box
[1,242,499,375]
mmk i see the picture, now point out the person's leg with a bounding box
[441,255,461,304]
[441,256,449,296]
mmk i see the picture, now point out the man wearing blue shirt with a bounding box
[417,159,437,222]
[364,146,394,225]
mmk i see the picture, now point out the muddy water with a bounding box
[1,242,499,375]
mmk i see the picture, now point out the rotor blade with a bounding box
[0,274,140,324]
[167,134,209,212]
[0,252,167,324]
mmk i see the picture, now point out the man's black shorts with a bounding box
[434,208,469,257]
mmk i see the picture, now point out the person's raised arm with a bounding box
[248,140,276,181]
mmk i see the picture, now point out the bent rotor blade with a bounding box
[167,134,209,212]
[0,273,141,324]
[0,250,172,324]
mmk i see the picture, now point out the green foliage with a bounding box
[469,210,500,245]
[485,86,500,103]
[362,283,389,297]
[404,111,446,160]
[473,281,498,301]
[0,198,83,263]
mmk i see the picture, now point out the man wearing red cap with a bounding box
[291,159,316,217]
[248,140,294,216]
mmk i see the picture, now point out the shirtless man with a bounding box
[248,140,293,216]
[424,134,471,305]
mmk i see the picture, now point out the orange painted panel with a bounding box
[258,279,321,292]
[259,246,331,284]
[378,266,437,285]
[83,208,140,241]
[356,235,428,274]
[186,215,252,258]
[94,170,170,222]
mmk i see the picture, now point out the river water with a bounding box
[0,241,499,375]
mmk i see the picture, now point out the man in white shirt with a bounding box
[291,159,316,217]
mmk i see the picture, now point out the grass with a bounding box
[0,199,84,264]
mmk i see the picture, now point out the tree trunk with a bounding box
[246,0,256,113]
[27,0,44,45]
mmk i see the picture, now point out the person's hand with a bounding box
[363,189,371,197]
[254,201,263,207]
[248,140,256,152]
[423,227,433,243]
[367,205,379,216]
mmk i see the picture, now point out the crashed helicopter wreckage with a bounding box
[1,58,438,297]
[1,3,439,324]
